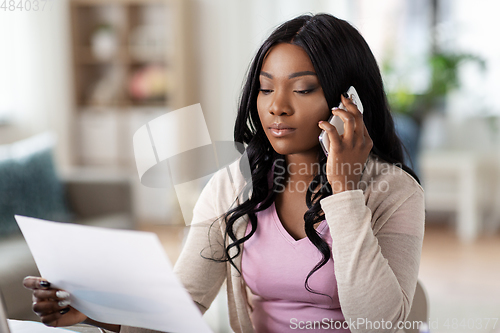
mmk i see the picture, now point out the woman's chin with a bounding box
[268,145,291,156]
[269,142,322,157]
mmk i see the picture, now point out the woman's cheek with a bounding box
[312,103,331,122]
[256,96,267,118]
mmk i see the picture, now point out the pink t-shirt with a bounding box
[241,200,350,332]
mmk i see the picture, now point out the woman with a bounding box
[24,13,424,333]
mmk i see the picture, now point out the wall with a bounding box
[0,0,74,169]
[190,0,353,143]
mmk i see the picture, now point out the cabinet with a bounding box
[69,0,194,169]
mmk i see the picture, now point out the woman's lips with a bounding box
[269,127,296,137]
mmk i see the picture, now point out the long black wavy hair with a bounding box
[208,13,419,301]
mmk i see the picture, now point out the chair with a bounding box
[405,280,428,333]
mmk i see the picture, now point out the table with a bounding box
[419,150,499,242]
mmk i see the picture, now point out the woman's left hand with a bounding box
[318,94,373,194]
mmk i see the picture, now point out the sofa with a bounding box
[0,132,135,321]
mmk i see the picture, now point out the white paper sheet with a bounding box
[15,215,212,333]
[8,320,78,333]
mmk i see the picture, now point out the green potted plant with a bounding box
[383,51,485,174]
[386,51,486,125]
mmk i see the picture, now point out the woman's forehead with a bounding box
[261,43,315,76]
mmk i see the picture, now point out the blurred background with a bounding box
[1,0,500,332]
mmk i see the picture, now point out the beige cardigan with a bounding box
[121,153,425,333]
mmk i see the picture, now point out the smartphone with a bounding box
[319,86,364,156]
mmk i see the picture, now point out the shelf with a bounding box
[72,0,168,5]
[129,98,167,107]
[74,49,167,66]
[75,47,128,65]
[78,99,167,108]
[69,0,193,168]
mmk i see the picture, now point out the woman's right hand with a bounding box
[23,276,87,327]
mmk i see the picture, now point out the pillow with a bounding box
[0,133,71,238]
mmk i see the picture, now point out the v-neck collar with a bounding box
[271,201,327,245]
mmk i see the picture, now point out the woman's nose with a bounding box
[269,91,293,116]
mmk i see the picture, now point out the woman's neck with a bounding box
[283,150,320,183]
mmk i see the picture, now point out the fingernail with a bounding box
[318,121,323,124]
[39,281,50,288]
[342,92,349,98]
[331,107,339,110]
[56,291,70,299]
[58,300,71,307]
[59,307,70,315]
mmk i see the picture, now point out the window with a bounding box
[0,12,25,125]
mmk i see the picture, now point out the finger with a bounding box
[24,276,51,290]
[341,94,365,138]
[343,93,365,133]
[33,289,70,301]
[40,308,70,327]
[33,299,71,315]
[341,94,362,116]
[319,118,341,150]
[331,108,356,144]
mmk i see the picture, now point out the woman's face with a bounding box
[257,43,330,156]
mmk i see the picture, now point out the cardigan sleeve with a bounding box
[319,182,425,333]
[120,172,229,333]
[172,171,228,314]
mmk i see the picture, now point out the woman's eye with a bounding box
[259,89,273,94]
[294,88,314,94]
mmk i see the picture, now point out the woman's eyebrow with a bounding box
[260,71,317,80]
[288,71,317,79]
